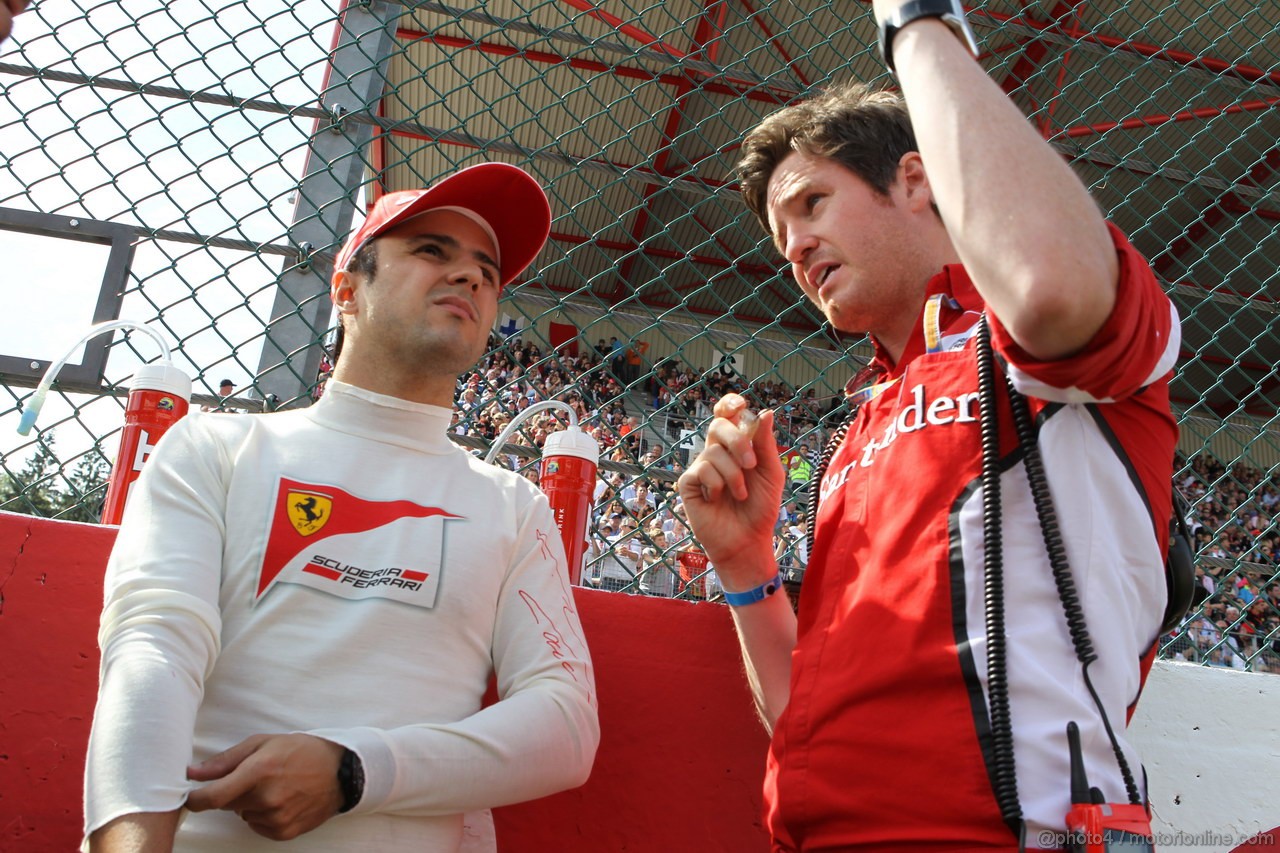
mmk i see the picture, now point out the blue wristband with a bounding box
[722,572,784,607]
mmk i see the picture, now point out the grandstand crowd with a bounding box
[436,334,827,602]
[1165,453,1280,674]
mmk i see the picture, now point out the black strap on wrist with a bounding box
[337,748,364,813]
[878,0,978,73]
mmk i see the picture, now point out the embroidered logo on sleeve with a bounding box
[257,478,462,608]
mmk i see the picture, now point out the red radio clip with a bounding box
[1064,722,1155,852]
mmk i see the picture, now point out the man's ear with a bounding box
[898,152,934,214]
[331,269,360,319]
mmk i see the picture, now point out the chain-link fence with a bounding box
[1,0,1277,669]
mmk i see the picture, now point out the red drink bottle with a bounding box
[100,363,192,524]
[539,427,599,584]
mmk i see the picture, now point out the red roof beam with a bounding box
[614,0,727,293]
[557,0,689,61]
[1152,145,1280,274]
[1038,1,1094,136]
[553,0,789,96]
[974,6,1280,89]
[847,0,1280,89]
[396,28,792,105]
[1220,196,1280,222]
[1181,350,1276,375]
[1054,96,1280,140]
[614,99,693,290]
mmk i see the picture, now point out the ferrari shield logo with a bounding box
[287,491,332,536]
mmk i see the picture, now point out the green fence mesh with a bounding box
[1,0,1277,669]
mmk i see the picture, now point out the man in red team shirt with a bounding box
[678,0,1179,849]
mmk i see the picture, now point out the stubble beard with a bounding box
[402,324,484,377]
[363,308,484,382]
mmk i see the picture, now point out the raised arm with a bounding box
[876,0,1118,360]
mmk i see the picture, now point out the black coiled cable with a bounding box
[1004,380,1096,665]
[803,365,881,563]
[975,315,1023,832]
[804,415,853,563]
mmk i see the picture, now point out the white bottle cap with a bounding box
[541,426,599,465]
[130,363,193,400]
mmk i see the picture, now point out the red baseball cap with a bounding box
[333,163,551,288]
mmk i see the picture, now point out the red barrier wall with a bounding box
[0,511,770,852]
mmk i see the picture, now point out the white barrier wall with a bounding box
[1130,661,1280,851]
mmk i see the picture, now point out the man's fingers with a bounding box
[186,734,273,811]
[703,444,750,502]
[188,734,270,782]
[750,410,780,462]
[706,416,757,470]
[711,392,748,420]
[185,762,261,812]
[690,445,748,502]
[682,458,725,504]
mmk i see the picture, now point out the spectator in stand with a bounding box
[589,517,641,592]
[773,518,808,578]
[582,522,612,587]
[777,498,800,532]
[593,470,618,510]
[201,379,242,414]
[640,444,664,469]
[314,355,333,401]
[785,452,812,498]
[623,339,649,384]
[608,337,624,379]
[655,503,678,536]
[625,481,657,519]
[617,415,641,458]
[639,547,676,597]
[1207,647,1234,668]
[1193,565,1215,600]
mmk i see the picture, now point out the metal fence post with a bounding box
[254,1,403,407]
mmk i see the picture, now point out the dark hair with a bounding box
[737,81,918,238]
[330,323,345,367]
[345,240,378,281]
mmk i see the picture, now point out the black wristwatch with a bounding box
[337,748,364,813]
[878,0,980,73]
